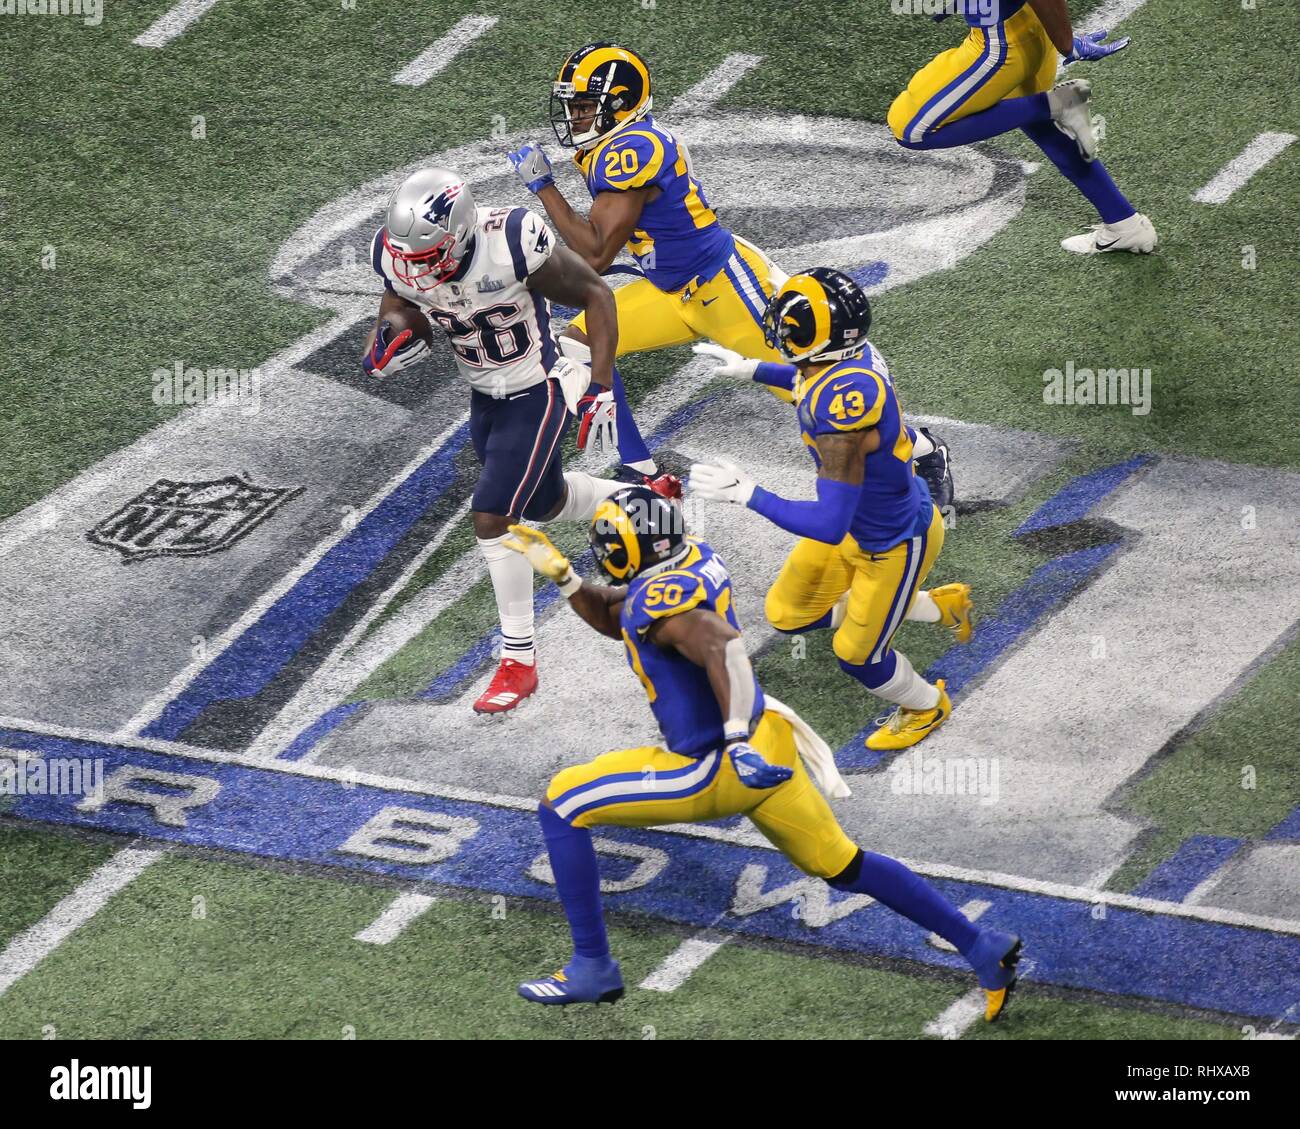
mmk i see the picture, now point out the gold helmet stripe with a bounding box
[783,274,833,356]
[572,45,650,99]
[593,498,642,579]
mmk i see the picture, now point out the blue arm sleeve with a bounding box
[753,361,797,392]
[748,477,859,544]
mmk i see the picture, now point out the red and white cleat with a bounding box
[472,658,538,715]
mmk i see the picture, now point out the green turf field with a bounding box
[1,0,1297,1040]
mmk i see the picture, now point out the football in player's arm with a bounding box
[363,239,618,414]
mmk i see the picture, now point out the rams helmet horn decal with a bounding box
[589,485,684,582]
[762,267,872,365]
[551,43,653,149]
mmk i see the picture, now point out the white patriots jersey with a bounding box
[371,205,561,396]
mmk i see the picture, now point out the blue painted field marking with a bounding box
[142,422,473,742]
[276,391,730,760]
[1131,836,1248,902]
[837,457,1153,769]
[6,723,1300,1023]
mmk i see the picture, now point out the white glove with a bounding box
[578,389,619,455]
[689,457,756,506]
[692,342,759,380]
[550,355,592,414]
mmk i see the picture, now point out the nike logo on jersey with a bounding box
[701,297,718,306]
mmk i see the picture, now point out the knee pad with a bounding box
[764,587,806,634]
[886,93,915,142]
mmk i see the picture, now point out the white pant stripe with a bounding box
[870,534,924,665]
[551,751,721,821]
[906,24,1004,144]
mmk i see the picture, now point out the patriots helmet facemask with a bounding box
[589,484,685,583]
[551,42,653,150]
[762,267,873,365]
[382,167,477,290]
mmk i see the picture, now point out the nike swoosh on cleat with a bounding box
[1094,238,1120,250]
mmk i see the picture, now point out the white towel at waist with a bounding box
[763,696,852,799]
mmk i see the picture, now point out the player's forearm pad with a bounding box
[748,477,859,544]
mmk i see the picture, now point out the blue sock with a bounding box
[899,92,1051,150]
[610,368,652,468]
[1022,120,1136,224]
[837,651,897,692]
[537,803,610,960]
[829,850,979,956]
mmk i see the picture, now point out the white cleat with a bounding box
[1048,78,1097,162]
[1061,212,1158,255]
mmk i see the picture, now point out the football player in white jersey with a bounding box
[366,166,645,715]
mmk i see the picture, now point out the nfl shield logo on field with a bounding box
[86,475,303,563]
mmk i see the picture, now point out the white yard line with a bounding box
[923,989,986,1039]
[392,14,498,87]
[1057,0,1151,76]
[928,899,991,953]
[1076,0,1152,34]
[0,845,167,998]
[353,892,437,944]
[132,0,222,48]
[258,354,723,759]
[115,410,469,740]
[0,306,368,563]
[246,498,474,760]
[7,714,1300,943]
[639,935,732,992]
[1192,133,1298,205]
[667,54,763,117]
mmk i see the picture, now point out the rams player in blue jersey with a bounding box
[506,43,789,483]
[890,0,1156,255]
[506,42,956,507]
[502,486,1021,1018]
[692,269,970,751]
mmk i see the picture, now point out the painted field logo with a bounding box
[269,111,1027,311]
[86,475,303,563]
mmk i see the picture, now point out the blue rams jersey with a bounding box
[964,0,1027,27]
[577,117,735,293]
[795,344,932,553]
[619,538,764,758]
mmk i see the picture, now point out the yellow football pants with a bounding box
[766,505,945,667]
[888,5,1057,144]
[544,709,859,879]
[570,236,789,366]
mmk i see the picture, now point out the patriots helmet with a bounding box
[589,485,685,583]
[382,167,477,290]
[551,43,653,149]
[762,268,873,365]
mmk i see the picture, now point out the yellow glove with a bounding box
[504,525,581,596]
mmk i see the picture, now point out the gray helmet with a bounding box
[382,167,476,289]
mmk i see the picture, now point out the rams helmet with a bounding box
[551,43,653,149]
[382,167,477,290]
[762,268,872,365]
[589,485,685,583]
